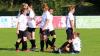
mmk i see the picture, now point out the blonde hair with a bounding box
[42,3,49,10]
[21,3,28,9]
[68,5,75,12]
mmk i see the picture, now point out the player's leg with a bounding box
[40,28,44,51]
[29,28,36,50]
[27,27,36,50]
[45,30,54,49]
[45,30,50,49]
[51,30,56,47]
[15,31,22,51]
[66,28,73,40]
[22,31,28,51]
[56,40,72,53]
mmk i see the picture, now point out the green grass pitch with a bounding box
[0,28,100,56]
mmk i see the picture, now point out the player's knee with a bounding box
[17,38,21,42]
[53,35,56,38]
[23,37,27,41]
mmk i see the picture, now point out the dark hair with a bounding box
[49,8,53,11]
[28,2,32,7]
[74,32,80,37]
[20,8,27,14]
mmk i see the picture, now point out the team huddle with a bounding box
[15,3,81,54]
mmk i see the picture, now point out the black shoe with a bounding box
[40,49,44,52]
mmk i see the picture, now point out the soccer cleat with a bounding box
[40,49,44,52]
[58,49,62,54]
[16,49,20,52]
[23,49,30,52]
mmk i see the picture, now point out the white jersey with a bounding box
[40,11,51,29]
[17,14,28,31]
[72,37,81,51]
[66,12,74,29]
[27,8,36,28]
[48,13,54,31]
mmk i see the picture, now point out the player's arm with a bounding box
[16,22,19,34]
[70,20,74,32]
[42,19,49,30]
[16,16,21,34]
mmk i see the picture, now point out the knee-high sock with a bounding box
[15,42,20,50]
[30,39,36,48]
[40,40,44,51]
[52,38,56,45]
[60,41,69,49]
[47,38,54,47]
[46,38,49,49]
[22,41,27,51]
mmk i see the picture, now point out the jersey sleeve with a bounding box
[46,12,51,20]
[17,15,22,23]
[29,10,35,19]
[69,13,74,20]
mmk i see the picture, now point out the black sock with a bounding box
[52,38,56,45]
[47,39,53,47]
[46,38,49,49]
[22,41,27,51]
[30,39,36,48]
[40,40,44,51]
[60,41,69,49]
[15,42,20,50]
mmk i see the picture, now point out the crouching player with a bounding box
[54,32,81,54]
[15,8,29,52]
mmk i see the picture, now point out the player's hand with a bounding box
[16,30,19,34]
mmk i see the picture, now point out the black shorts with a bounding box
[39,28,50,36]
[27,27,35,33]
[49,30,56,36]
[66,28,73,40]
[17,30,27,38]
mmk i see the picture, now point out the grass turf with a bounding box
[0,28,100,56]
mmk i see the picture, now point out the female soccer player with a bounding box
[17,3,28,17]
[53,5,76,53]
[27,3,36,51]
[39,3,52,51]
[15,8,29,52]
[54,32,81,54]
[46,8,56,50]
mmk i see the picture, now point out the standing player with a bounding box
[15,8,28,52]
[66,5,75,40]
[61,5,75,48]
[17,3,28,17]
[39,3,52,51]
[46,8,56,49]
[27,3,36,51]
[53,5,76,53]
